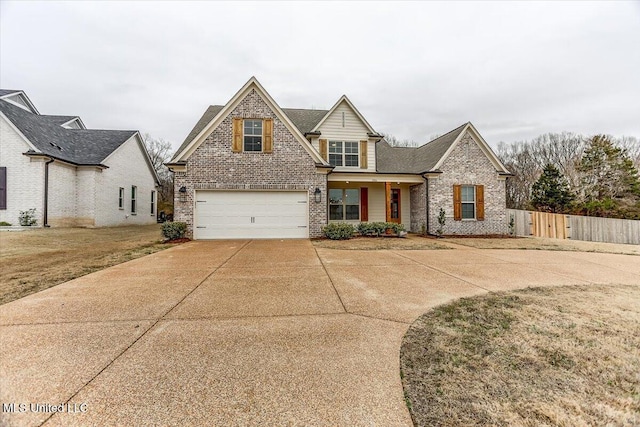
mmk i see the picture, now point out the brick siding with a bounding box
[427,132,508,234]
[174,89,328,238]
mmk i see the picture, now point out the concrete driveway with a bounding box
[1,240,639,426]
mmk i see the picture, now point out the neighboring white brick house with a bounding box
[0,90,159,227]
[168,77,512,239]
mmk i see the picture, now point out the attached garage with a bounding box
[194,190,309,239]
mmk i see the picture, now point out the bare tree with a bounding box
[381,132,421,147]
[143,133,174,213]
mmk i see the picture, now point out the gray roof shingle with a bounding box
[172,105,329,161]
[0,98,136,165]
[376,123,468,173]
[282,108,328,134]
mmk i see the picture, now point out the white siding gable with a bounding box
[313,100,377,172]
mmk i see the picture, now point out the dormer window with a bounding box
[328,141,359,167]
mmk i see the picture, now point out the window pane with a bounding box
[461,186,475,202]
[462,203,475,219]
[345,142,359,154]
[329,154,343,166]
[344,189,359,204]
[329,205,343,220]
[344,154,359,167]
[329,189,343,204]
[244,136,262,151]
[244,120,262,136]
[345,205,359,220]
[329,141,342,153]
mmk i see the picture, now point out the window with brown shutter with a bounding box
[476,185,485,221]
[232,118,243,152]
[453,184,462,221]
[319,139,328,161]
[263,118,273,153]
[0,167,6,210]
[360,187,368,221]
[360,140,368,169]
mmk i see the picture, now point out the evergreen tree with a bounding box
[577,135,640,217]
[531,164,575,212]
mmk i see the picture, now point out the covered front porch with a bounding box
[327,173,425,231]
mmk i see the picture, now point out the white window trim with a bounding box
[328,140,359,168]
[131,185,137,215]
[243,119,263,152]
[328,188,360,221]
[461,185,476,221]
[118,187,124,210]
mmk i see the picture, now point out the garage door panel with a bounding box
[195,191,309,239]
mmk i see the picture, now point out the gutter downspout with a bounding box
[44,158,54,227]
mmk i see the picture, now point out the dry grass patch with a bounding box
[401,284,640,427]
[312,235,450,250]
[0,225,173,305]
[443,236,640,255]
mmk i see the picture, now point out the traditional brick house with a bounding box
[167,77,511,239]
[0,89,159,227]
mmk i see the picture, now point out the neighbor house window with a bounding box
[243,119,263,152]
[150,191,155,215]
[461,185,475,219]
[329,188,360,221]
[131,186,137,214]
[328,141,359,167]
[118,187,124,210]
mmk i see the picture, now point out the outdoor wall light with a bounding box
[314,187,322,203]
[179,186,187,202]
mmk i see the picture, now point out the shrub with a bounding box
[19,209,37,226]
[161,221,187,240]
[358,221,405,236]
[0,221,12,226]
[322,222,355,240]
[385,222,405,235]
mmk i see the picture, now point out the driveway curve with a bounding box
[1,239,638,426]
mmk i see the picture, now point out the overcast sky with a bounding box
[1,1,639,152]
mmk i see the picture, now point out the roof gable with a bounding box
[0,98,136,165]
[311,95,377,135]
[433,123,509,173]
[172,77,328,165]
[0,90,39,114]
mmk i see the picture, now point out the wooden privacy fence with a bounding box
[507,209,640,245]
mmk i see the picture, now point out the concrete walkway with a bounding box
[1,240,639,426]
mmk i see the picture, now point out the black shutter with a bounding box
[0,167,6,210]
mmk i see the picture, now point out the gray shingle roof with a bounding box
[376,123,468,173]
[172,105,329,161]
[39,114,79,125]
[0,98,136,165]
[282,108,328,134]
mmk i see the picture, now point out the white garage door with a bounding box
[194,191,309,239]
